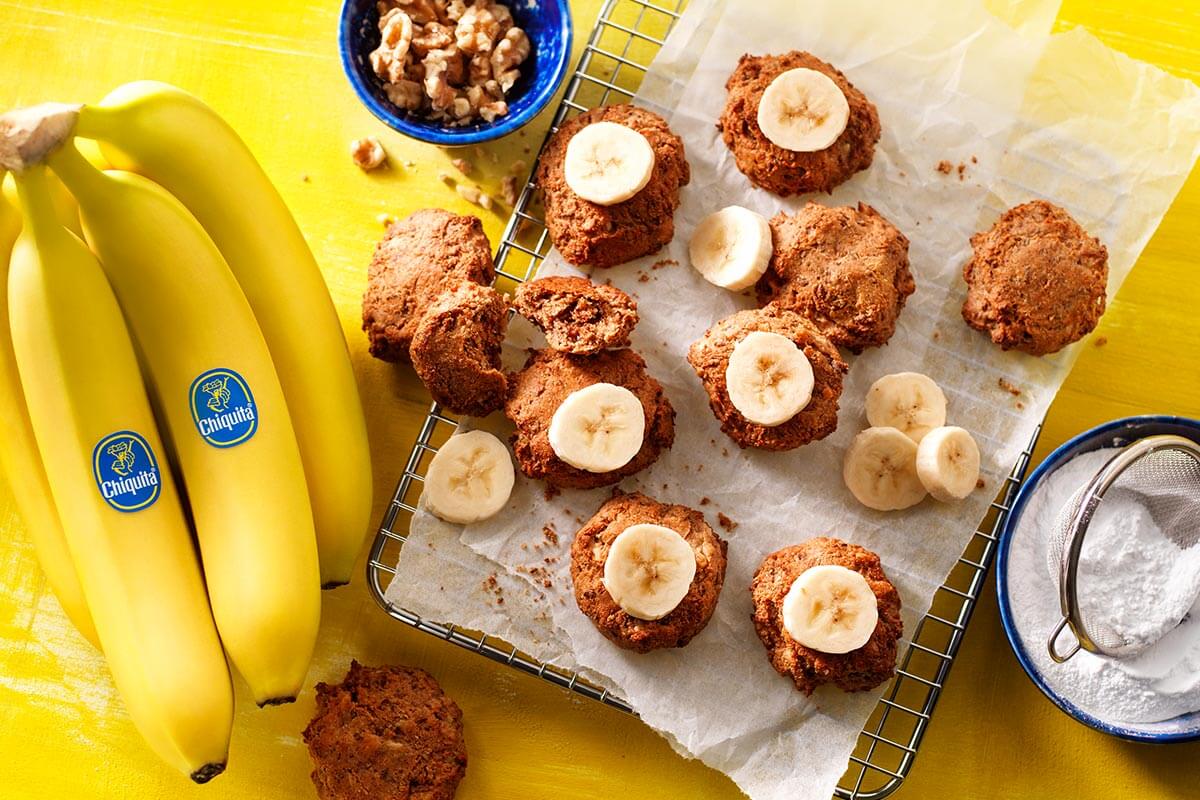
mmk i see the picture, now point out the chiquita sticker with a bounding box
[189,367,259,448]
[92,431,162,513]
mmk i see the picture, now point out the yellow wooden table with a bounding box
[1,1,1198,798]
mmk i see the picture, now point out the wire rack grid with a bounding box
[366,1,1043,796]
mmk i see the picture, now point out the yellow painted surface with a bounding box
[0,1,1197,798]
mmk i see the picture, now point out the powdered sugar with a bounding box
[1008,447,1200,723]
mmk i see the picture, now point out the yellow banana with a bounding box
[9,165,232,781]
[78,81,373,588]
[3,168,84,236]
[0,173,97,647]
[49,140,321,706]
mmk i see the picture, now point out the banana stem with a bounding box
[12,166,61,245]
[0,104,82,173]
[45,140,104,196]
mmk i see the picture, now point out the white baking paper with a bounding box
[388,1,1200,797]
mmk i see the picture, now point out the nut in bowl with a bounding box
[339,0,573,145]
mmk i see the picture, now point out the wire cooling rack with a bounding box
[366,0,1044,796]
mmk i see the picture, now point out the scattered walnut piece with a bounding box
[451,157,473,175]
[501,175,518,205]
[455,183,481,204]
[350,136,387,171]
[1094,336,1108,348]
[509,159,527,176]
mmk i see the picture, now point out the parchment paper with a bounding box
[388,1,1200,797]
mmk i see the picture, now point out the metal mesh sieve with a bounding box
[1047,435,1200,662]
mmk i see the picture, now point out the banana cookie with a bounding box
[571,492,727,653]
[303,661,467,800]
[751,538,902,695]
[410,282,509,417]
[512,275,638,354]
[718,51,880,196]
[687,307,847,451]
[503,348,674,489]
[363,208,495,362]
[962,200,1108,356]
[536,105,690,269]
[758,202,913,352]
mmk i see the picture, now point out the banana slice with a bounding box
[865,372,947,443]
[916,426,981,502]
[843,427,927,511]
[548,382,645,472]
[725,331,814,427]
[783,564,879,654]
[688,206,773,291]
[563,121,656,206]
[602,523,697,620]
[422,430,515,524]
[756,68,850,153]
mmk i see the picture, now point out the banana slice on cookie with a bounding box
[783,564,879,654]
[422,430,515,524]
[549,382,646,472]
[688,206,773,291]
[843,427,927,511]
[564,121,656,206]
[602,523,697,620]
[757,67,850,153]
[916,426,981,502]
[725,331,814,427]
[865,372,947,443]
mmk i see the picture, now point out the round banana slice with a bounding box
[548,382,645,473]
[843,427,927,511]
[688,206,773,291]
[563,121,656,206]
[725,331,814,427]
[865,372,947,443]
[783,564,879,654]
[756,68,850,153]
[602,523,697,620]
[422,430,515,525]
[916,425,981,502]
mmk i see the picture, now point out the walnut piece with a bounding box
[350,137,387,171]
[369,9,413,84]
[370,0,526,126]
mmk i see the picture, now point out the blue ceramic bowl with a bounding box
[996,415,1200,742]
[339,0,573,145]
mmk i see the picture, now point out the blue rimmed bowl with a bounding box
[996,415,1200,742]
[339,0,573,146]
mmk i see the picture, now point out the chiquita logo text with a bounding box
[189,367,259,448]
[91,431,163,512]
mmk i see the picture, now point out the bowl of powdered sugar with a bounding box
[997,415,1200,741]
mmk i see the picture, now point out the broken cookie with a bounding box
[512,275,638,354]
[410,282,509,416]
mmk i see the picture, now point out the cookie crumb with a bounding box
[976,478,986,489]
[351,136,387,171]
[932,330,940,340]
[716,512,738,532]
[300,173,310,183]
[1016,401,1025,410]
[542,525,559,546]
[1094,336,1108,347]
[998,377,1022,397]
[971,155,978,164]
[699,497,711,506]
[637,272,650,283]
[651,258,678,270]
[451,158,473,176]
[957,163,966,180]
[936,160,953,175]
[543,484,561,501]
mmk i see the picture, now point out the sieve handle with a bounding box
[1048,616,1081,663]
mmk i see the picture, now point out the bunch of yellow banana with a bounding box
[0,82,372,780]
